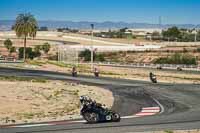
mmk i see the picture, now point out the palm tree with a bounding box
[14,13,38,61]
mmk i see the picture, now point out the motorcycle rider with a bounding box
[149,72,153,78]
[80,96,92,105]
[149,72,157,83]
[80,96,101,108]
[79,96,120,123]
[94,67,99,77]
[72,66,77,77]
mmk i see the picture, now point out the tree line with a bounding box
[151,26,200,42]
[3,39,51,60]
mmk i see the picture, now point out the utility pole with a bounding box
[195,29,197,42]
[194,25,198,43]
[159,16,162,29]
[90,24,94,71]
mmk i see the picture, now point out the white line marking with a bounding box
[121,106,160,118]
[142,107,160,110]
[71,120,86,123]
[12,123,53,128]
[121,115,139,119]
[141,110,160,113]
[152,98,164,114]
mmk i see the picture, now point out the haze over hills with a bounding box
[0,20,199,31]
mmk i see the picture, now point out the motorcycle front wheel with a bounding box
[112,112,121,122]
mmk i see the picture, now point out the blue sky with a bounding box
[0,0,199,24]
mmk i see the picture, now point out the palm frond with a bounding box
[14,13,38,38]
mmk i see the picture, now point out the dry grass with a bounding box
[0,80,113,125]
[98,66,200,84]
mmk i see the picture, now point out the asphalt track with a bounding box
[0,67,200,133]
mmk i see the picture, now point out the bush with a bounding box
[34,45,41,57]
[4,39,12,49]
[197,47,200,52]
[4,39,14,54]
[162,26,181,41]
[19,47,40,59]
[161,27,199,42]
[9,46,16,53]
[31,43,50,58]
[154,53,197,65]
[19,47,33,59]
[79,49,105,62]
[42,43,51,54]
[95,54,105,62]
[79,49,92,61]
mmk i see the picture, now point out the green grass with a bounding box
[18,112,45,119]
[47,60,90,70]
[27,60,47,66]
[0,76,47,83]
[101,71,122,76]
[47,61,73,68]
[164,130,174,133]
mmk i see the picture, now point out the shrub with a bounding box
[34,45,41,51]
[19,47,30,59]
[162,26,181,41]
[4,39,15,54]
[164,130,174,133]
[41,43,51,54]
[4,39,12,50]
[79,49,105,62]
[19,47,39,59]
[79,49,92,61]
[34,45,41,57]
[197,47,200,52]
[9,46,16,53]
[95,54,105,62]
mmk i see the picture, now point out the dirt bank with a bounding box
[0,80,113,125]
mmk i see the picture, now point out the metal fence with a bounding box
[57,45,79,65]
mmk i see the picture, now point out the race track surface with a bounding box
[0,67,200,133]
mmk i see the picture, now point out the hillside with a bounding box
[0,20,200,31]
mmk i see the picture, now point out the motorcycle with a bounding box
[94,68,99,77]
[72,66,77,77]
[80,96,120,123]
[149,72,157,83]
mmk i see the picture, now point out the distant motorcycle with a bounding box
[149,72,157,83]
[94,68,99,77]
[80,96,120,123]
[72,66,77,77]
[177,67,182,71]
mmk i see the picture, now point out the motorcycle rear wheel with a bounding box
[83,112,99,123]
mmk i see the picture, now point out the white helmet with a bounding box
[80,95,91,104]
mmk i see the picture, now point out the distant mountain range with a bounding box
[0,20,199,31]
